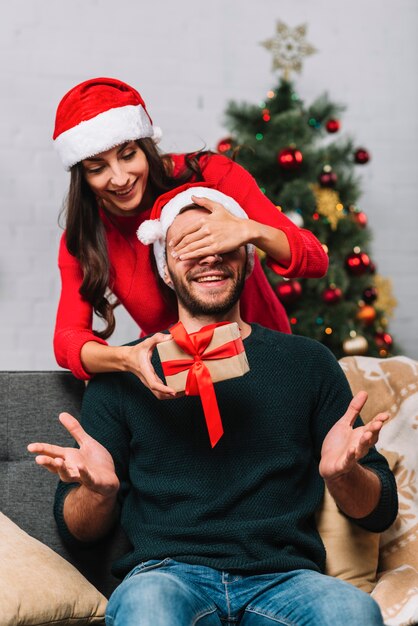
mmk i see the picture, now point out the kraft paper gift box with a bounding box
[156,321,250,447]
[156,321,250,393]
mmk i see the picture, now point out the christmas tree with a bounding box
[216,21,398,359]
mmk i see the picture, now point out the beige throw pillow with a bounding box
[0,512,107,626]
[316,486,380,593]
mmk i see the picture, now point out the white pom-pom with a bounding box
[137,220,164,244]
[152,126,163,144]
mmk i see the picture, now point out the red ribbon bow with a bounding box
[161,321,245,447]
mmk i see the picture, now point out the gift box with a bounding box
[156,321,249,392]
[156,321,250,447]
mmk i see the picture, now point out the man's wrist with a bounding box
[324,463,382,519]
[323,462,362,488]
[68,482,119,505]
[63,484,119,542]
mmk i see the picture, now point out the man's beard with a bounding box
[168,261,247,317]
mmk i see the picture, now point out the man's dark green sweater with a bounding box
[55,324,398,579]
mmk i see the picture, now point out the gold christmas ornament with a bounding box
[261,21,317,78]
[311,184,345,231]
[342,335,369,355]
[373,275,397,318]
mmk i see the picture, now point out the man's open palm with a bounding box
[319,391,390,480]
[28,412,119,497]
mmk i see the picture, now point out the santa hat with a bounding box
[137,183,255,285]
[53,77,162,170]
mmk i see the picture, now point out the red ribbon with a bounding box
[162,321,245,447]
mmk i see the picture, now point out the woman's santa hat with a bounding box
[53,77,161,170]
[137,183,255,286]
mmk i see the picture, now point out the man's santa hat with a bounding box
[137,183,255,286]
[53,77,161,170]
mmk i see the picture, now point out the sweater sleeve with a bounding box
[53,233,108,380]
[308,342,398,533]
[54,372,131,546]
[200,154,328,279]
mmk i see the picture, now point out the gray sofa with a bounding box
[0,371,129,599]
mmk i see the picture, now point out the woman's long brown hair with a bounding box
[61,138,212,339]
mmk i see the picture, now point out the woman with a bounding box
[53,77,328,395]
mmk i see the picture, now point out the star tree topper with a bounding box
[261,21,317,78]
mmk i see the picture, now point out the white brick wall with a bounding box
[1,0,417,370]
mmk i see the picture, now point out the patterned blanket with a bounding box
[339,356,418,626]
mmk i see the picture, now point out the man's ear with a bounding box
[163,263,173,287]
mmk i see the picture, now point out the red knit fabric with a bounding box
[54,154,328,379]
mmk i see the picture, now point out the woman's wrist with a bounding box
[247,220,291,263]
[117,345,134,373]
[244,219,261,245]
[80,341,134,375]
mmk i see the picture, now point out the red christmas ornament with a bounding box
[375,332,393,349]
[216,137,233,154]
[319,167,337,188]
[354,148,370,164]
[275,280,302,305]
[357,305,377,325]
[262,108,271,122]
[278,147,303,171]
[319,171,337,188]
[353,211,368,228]
[326,119,340,133]
[345,252,371,276]
[363,286,378,304]
[322,286,343,304]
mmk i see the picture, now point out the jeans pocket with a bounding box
[123,558,172,581]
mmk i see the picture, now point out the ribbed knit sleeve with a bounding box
[199,154,328,278]
[54,233,108,380]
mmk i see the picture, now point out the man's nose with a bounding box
[198,253,223,264]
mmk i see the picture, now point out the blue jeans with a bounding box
[105,559,383,625]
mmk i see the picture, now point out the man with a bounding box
[29,185,397,625]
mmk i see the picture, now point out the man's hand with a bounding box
[27,412,119,498]
[319,391,390,481]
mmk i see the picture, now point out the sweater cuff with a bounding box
[266,225,306,277]
[347,466,398,533]
[56,330,108,380]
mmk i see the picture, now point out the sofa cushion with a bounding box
[0,511,107,625]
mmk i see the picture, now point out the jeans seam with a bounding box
[223,578,232,619]
[192,607,219,625]
[245,606,299,626]
[124,557,172,581]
